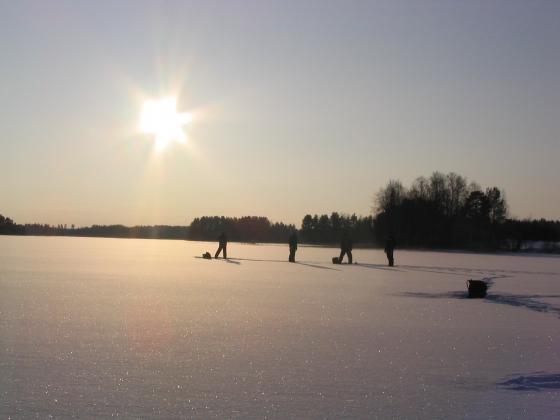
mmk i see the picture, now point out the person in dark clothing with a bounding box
[339,232,353,264]
[385,235,396,266]
[215,232,228,259]
[288,231,298,262]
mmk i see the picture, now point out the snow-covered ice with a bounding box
[1,236,559,419]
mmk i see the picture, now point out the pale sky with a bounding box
[1,0,559,226]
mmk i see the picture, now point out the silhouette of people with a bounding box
[215,232,228,259]
[385,235,396,266]
[339,231,353,264]
[288,231,298,262]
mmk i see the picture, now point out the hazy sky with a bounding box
[1,0,559,226]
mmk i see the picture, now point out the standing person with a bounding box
[288,231,298,262]
[339,231,353,264]
[215,232,228,259]
[385,235,396,267]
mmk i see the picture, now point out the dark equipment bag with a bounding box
[467,280,488,298]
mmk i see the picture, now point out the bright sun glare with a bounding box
[139,97,192,150]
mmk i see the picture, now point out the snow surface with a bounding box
[1,236,559,419]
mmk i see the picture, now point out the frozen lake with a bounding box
[1,236,559,419]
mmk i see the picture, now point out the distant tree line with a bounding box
[188,216,295,243]
[2,172,559,252]
[300,213,374,244]
[0,214,25,235]
[500,219,560,252]
[372,171,559,251]
[5,222,187,240]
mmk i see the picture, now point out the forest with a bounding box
[371,172,559,251]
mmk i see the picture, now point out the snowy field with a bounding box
[1,236,559,419]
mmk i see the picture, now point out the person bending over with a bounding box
[339,231,353,264]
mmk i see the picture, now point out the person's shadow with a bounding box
[229,257,339,271]
[194,256,241,265]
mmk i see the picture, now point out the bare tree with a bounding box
[446,172,468,217]
[409,176,430,200]
[429,171,449,213]
[375,180,406,214]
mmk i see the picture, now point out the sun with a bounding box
[139,97,192,150]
